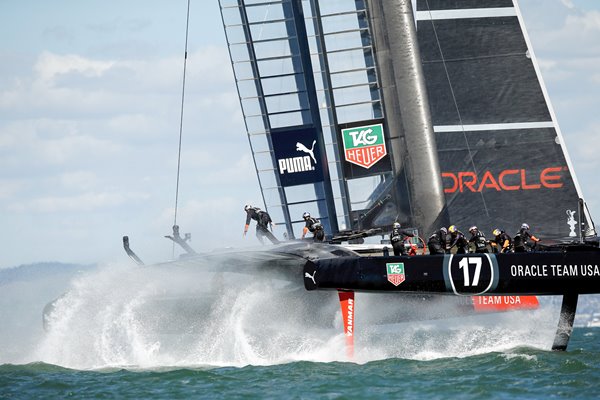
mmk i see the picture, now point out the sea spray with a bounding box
[6,257,567,369]
[36,259,344,368]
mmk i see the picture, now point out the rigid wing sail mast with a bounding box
[367,0,447,235]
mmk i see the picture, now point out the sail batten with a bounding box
[434,122,556,132]
[416,8,517,21]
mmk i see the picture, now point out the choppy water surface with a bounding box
[1,262,600,399]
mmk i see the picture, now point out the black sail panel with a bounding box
[416,1,589,241]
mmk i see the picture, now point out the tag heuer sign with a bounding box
[386,262,405,286]
[341,123,387,169]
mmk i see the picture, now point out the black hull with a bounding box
[304,246,600,295]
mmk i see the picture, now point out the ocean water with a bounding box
[2,262,600,399]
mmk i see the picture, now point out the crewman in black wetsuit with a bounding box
[427,227,447,255]
[513,223,540,252]
[301,212,325,242]
[389,222,414,256]
[448,225,469,254]
[243,204,279,244]
[490,228,512,253]
[468,226,489,253]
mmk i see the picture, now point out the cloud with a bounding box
[34,51,115,83]
[0,119,120,168]
[520,4,600,64]
[8,191,149,213]
[565,10,600,33]
[0,46,238,119]
[560,0,575,9]
[0,3,258,268]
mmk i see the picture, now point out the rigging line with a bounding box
[172,0,192,257]
[424,0,490,218]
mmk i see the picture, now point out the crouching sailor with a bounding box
[427,227,447,254]
[448,225,469,254]
[490,228,512,253]
[243,204,279,244]
[389,222,414,256]
[468,226,489,253]
[513,223,540,252]
[301,212,325,242]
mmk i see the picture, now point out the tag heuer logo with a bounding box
[341,123,387,169]
[386,262,405,286]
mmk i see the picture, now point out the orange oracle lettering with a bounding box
[541,167,564,189]
[442,172,458,193]
[499,169,520,191]
[477,171,501,192]
[521,169,541,190]
[459,171,477,192]
[442,167,565,193]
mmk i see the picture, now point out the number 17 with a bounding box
[459,257,482,287]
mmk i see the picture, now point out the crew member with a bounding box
[301,212,325,242]
[490,228,512,253]
[243,204,279,244]
[389,222,414,256]
[447,225,469,254]
[513,223,540,252]
[427,227,447,255]
[468,226,489,253]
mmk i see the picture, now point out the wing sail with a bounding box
[219,0,595,242]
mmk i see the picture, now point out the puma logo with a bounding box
[296,140,317,164]
[304,271,316,285]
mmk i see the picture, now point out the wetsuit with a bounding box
[427,229,447,255]
[303,217,325,242]
[513,228,539,252]
[491,231,512,253]
[245,207,279,244]
[469,230,489,253]
[390,227,414,256]
[448,230,469,254]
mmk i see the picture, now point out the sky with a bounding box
[1,0,599,269]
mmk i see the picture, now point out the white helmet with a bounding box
[521,223,530,230]
[303,212,310,219]
[244,204,251,211]
[469,226,478,233]
[393,222,400,229]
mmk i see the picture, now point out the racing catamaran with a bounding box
[44,1,600,355]
[212,0,600,353]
